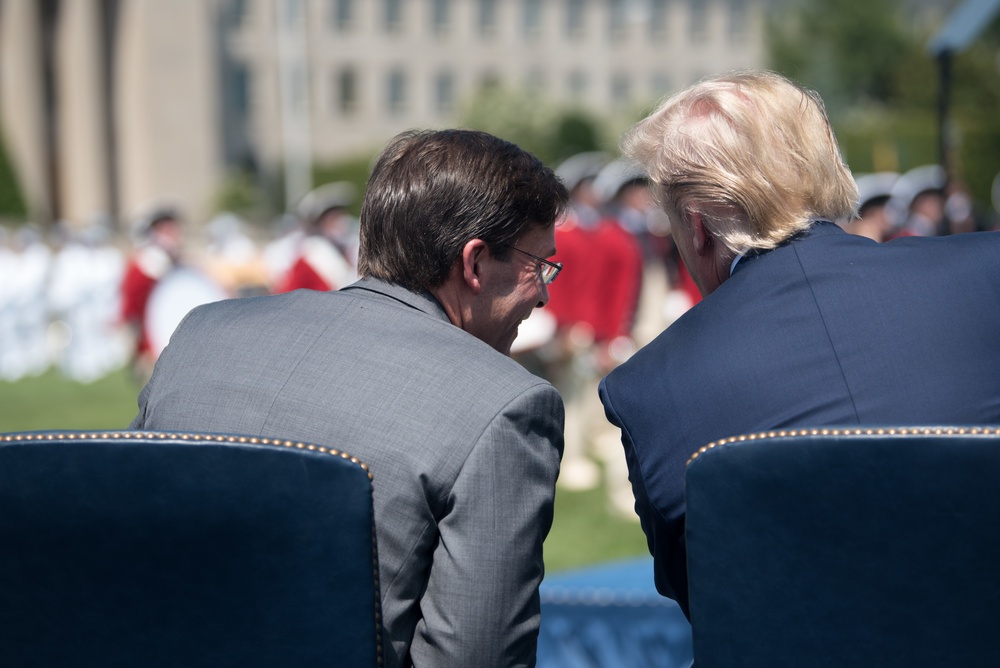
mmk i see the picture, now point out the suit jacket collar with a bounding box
[731,219,842,276]
[340,276,452,324]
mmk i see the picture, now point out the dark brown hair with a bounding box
[358,129,568,291]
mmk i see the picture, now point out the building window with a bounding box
[337,66,358,114]
[387,68,407,114]
[566,0,586,38]
[608,0,627,42]
[225,0,250,29]
[478,0,498,36]
[728,0,747,44]
[568,69,588,100]
[281,0,304,27]
[610,72,631,108]
[384,0,403,33]
[478,70,501,92]
[523,0,542,38]
[228,62,252,116]
[649,0,669,41]
[332,0,353,32]
[650,72,672,99]
[689,0,708,42]
[525,68,545,93]
[434,70,455,114]
[431,0,450,35]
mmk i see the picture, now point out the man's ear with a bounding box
[461,239,488,295]
[690,211,713,256]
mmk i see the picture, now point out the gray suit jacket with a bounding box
[130,278,565,667]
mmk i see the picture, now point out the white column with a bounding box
[115,0,222,225]
[55,0,112,228]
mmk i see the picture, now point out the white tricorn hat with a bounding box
[886,164,946,227]
[555,152,610,192]
[130,201,183,241]
[593,157,648,205]
[854,172,899,210]
[296,182,357,224]
[891,164,946,209]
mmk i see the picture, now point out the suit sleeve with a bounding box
[125,304,206,431]
[598,375,690,617]
[128,386,149,429]
[408,382,564,667]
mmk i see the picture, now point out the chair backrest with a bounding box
[0,430,382,667]
[685,426,1000,668]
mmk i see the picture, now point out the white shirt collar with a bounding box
[729,254,743,277]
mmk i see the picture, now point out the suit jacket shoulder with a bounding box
[131,277,564,668]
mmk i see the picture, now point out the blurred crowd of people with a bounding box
[512,151,701,517]
[843,164,1000,242]
[0,182,361,385]
[2,158,998,522]
[0,221,127,384]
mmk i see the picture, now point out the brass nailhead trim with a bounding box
[687,426,999,466]
[3,430,374,481]
[1,429,384,665]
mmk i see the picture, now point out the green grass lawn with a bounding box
[0,368,142,431]
[0,368,649,572]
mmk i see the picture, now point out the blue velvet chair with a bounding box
[0,430,382,667]
[684,426,1000,668]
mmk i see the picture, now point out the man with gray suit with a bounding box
[130,129,569,667]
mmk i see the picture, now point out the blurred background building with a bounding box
[0,0,768,230]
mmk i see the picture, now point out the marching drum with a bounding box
[145,267,228,357]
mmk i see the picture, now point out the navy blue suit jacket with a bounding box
[599,221,1000,615]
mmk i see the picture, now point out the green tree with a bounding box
[769,0,1000,207]
[0,130,27,219]
[212,169,268,221]
[768,0,913,112]
[458,84,608,166]
[547,109,605,165]
[944,21,1000,202]
[459,84,559,162]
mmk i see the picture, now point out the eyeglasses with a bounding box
[506,246,563,285]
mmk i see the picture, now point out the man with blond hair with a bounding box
[599,70,1000,616]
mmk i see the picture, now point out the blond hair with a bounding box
[622,70,859,254]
